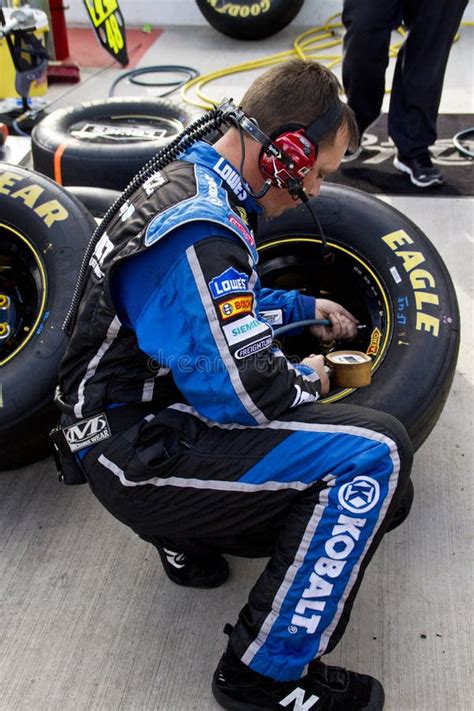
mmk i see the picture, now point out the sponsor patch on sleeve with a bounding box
[259,309,284,326]
[218,295,253,320]
[235,335,273,359]
[222,314,271,346]
[228,214,255,249]
[209,267,250,299]
[142,170,168,196]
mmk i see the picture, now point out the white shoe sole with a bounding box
[393,158,444,187]
[342,145,362,163]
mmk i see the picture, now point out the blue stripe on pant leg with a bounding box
[239,429,399,681]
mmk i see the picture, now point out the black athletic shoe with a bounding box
[393,152,443,187]
[212,646,384,710]
[152,539,229,588]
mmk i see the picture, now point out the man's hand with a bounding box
[310,298,359,343]
[300,354,330,395]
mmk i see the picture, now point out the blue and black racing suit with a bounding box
[58,141,413,681]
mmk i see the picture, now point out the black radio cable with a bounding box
[63,107,226,334]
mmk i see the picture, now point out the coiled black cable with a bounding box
[108,65,199,98]
[453,128,474,158]
[63,106,226,334]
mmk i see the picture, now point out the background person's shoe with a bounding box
[342,143,362,162]
[212,646,385,710]
[150,538,229,588]
[393,152,444,187]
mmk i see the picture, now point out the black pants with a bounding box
[82,401,413,681]
[342,0,468,157]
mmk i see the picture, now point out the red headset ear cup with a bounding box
[259,129,318,188]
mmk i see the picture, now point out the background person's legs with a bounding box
[342,0,402,138]
[389,0,469,158]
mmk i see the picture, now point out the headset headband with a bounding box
[304,99,344,145]
[218,98,343,151]
[217,98,345,199]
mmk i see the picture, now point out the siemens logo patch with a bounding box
[209,268,249,299]
[223,315,269,346]
[235,335,272,359]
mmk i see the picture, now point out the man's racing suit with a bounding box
[57,141,413,681]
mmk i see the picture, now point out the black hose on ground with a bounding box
[109,65,199,97]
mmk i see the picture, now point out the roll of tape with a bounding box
[325,350,372,388]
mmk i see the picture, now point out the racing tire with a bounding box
[31,98,196,192]
[256,184,460,450]
[64,186,122,219]
[0,164,96,470]
[195,0,305,40]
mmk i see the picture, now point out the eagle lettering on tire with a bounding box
[256,184,460,449]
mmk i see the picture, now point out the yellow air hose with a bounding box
[181,13,471,110]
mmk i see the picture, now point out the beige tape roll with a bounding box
[325,350,372,388]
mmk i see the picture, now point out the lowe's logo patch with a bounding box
[64,414,111,452]
[209,268,249,299]
[214,156,248,201]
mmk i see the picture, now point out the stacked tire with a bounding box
[31,98,196,191]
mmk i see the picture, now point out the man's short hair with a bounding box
[240,59,358,151]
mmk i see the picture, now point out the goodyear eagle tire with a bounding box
[196,0,305,40]
[256,184,460,450]
[31,98,195,192]
[0,164,96,470]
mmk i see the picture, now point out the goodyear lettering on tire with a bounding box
[0,169,69,227]
[207,1,271,18]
